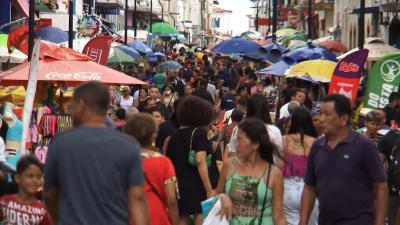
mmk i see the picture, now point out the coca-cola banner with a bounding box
[82,36,114,65]
[328,49,369,104]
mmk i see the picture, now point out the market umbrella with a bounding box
[256,56,296,76]
[211,38,262,54]
[280,33,308,47]
[117,30,150,42]
[115,45,142,59]
[260,43,289,63]
[59,38,90,53]
[287,40,307,50]
[0,34,8,62]
[35,26,68,44]
[285,44,338,62]
[276,28,301,37]
[0,48,146,86]
[0,86,25,106]
[338,42,400,61]
[107,47,136,66]
[285,59,337,83]
[318,40,347,53]
[157,61,182,72]
[146,22,179,35]
[147,52,165,62]
[128,42,153,54]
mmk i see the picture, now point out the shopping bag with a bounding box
[202,197,229,225]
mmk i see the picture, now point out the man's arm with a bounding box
[43,187,59,224]
[128,186,149,225]
[374,182,388,225]
[299,185,317,225]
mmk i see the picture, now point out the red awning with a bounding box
[12,0,39,20]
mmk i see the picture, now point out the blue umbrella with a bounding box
[285,43,337,62]
[147,52,165,62]
[257,56,296,76]
[262,43,289,63]
[116,45,142,59]
[128,42,153,54]
[157,61,182,72]
[211,38,262,54]
[35,26,68,44]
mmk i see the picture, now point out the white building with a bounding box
[211,6,232,36]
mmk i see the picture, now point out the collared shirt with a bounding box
[304,130,386,225]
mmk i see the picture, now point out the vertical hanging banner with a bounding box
[364,53,400,109]
[82,36,113,65]
[328,49,369,103]
[20,40,40,154]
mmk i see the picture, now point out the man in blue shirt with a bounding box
[44,82,148,225]
[300,94,388,225]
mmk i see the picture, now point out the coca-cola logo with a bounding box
[45,72,102,81]
[338,62,360,73]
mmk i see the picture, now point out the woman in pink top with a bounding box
[280,107,319,225]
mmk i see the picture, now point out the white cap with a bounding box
[139,63,145,67]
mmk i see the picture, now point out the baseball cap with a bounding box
[139,63,145,67]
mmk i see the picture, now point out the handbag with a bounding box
[187,128,212,167]
[258,163,272,225]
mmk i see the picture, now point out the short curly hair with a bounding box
[124,113,158,148]
[177,96,215,127]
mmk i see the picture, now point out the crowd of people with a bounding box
[0,48,397,225]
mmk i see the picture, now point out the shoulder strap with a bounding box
[259,163,272,225]
[189,127,197,150]
[143,172,166,206]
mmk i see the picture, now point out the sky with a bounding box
[217,0,252,36]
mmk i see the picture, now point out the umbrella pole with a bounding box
[60,90,64,114]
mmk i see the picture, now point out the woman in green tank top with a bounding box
[216,118,287,225]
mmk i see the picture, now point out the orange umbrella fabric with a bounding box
[0,48,146,86]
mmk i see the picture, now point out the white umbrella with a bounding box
[59,38,90,53]
[0,46,9,63]
[338,43,400,61]
[117,30,150,42]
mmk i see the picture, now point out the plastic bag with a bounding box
[202,197,229,225]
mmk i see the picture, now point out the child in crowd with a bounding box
[0,155,51,225]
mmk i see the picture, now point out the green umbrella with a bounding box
[146,22,178,35]
[280,33,308,47]
[107,47,136,66]
[0,34,7,47]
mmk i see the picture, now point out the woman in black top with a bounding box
[166,96,215,225]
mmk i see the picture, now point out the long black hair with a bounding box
[238,118,276,164]
[246,94,272,125]
[288,107,318,145]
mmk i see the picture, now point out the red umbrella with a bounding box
[8,25,59,59]
[0,48,146,86]
[318,40,348,53]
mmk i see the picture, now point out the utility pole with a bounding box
[150,0,153,32]
[272,0,277,42]
[69,0,74,49]
[158,0,164,21]
[267,0,271,35]
[28,0,35,61]
[124,0,128,44]
[358,0,365,49]
[307,0,312,40]
[134,0,137,39]
[255,0,261,31]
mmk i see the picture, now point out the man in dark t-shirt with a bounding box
[300,94,387,225]
[44,82,148,225]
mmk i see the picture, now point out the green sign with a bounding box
[364,54,400,109]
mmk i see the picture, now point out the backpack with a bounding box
[387,129,400,194]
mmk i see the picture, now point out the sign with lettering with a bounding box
[82,36,113,65]
[364,54,400,109]
[329,49,369,104]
